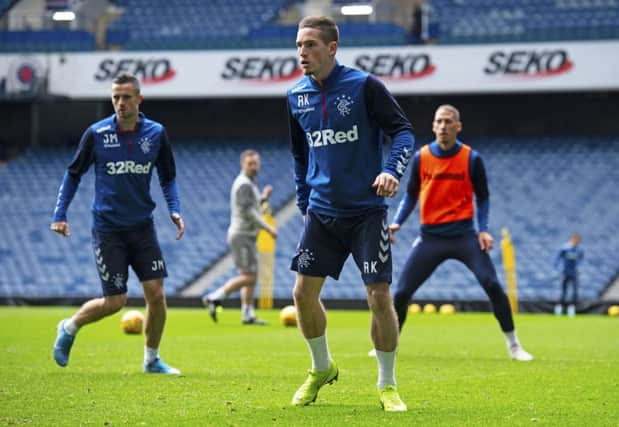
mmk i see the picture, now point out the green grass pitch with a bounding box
[1,307,617,426]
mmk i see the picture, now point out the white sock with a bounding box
[242,304,255,320]
[63,318,80,336]
[504,330,519,348]
[208,287,227,301]
[145,346,159,364]
[306,335,331,371]
[376,350,397,389]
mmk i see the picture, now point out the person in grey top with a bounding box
[202,149,277,324]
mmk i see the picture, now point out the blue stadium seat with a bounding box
[207,135,619,303]
[0,30,96,52]
[0,139,295,298]
[432,0,619,44]
[103,0,407,50]
[2,136,618,302]
[105,0,297,50]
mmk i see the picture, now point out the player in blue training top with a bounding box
[50,73,185,375]
[553,232,584,317]
[286,16,414,412]
[385,104,533,362]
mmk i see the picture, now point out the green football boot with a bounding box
[379,385,407,412]
[291,360,339,406]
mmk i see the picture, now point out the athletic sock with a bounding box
[306,335,331,371]
[242,304,255,321]
[376,349,397,389]
[207,287,227,301]
[144,346,159,364]
[504,330,520,348]
[63,318,80,336]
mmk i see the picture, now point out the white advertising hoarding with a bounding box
[2,41,618,99]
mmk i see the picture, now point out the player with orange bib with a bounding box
[387,105,533,361]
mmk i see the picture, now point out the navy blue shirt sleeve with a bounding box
[288,100,310,215]
[52,128,95,222]
[364,75,414,179]
[471,152,490,232]
[155,128,180,215]
[364,75,413,137]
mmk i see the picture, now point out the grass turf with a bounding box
[1,307,617,426]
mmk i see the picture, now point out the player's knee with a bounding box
[293,284,312,306]
[143,282,165,306]
[240,272,257,286]
[292,275,324,307]
[146,290,165,307]
[104,294,127,314]
[366,284,391,312]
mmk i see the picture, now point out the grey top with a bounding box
[228,173,270,237]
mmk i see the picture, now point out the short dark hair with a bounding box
[112,73,140,94]
[299,16,339,44]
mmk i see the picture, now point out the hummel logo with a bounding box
[378,220,390,263]
[95,247,109,280]
[291,83,308,94]
[95,125,112,134]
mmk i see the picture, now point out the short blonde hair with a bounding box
[435,104,461,122]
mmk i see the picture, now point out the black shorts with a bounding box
[290,209,392,285]
[91,222,167,296]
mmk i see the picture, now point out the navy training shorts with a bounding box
[91,222,167,296]
[291,208,391,285]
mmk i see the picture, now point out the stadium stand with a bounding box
[1,0,618,51]
[105,0,301,50]
[2,136,618,302]
[0,29,96,52]
[0,139,294,298]
[431,0,619,44]
[249,22,407,48]
[211,135,619,303]
[105,0,411,49]
[1,2,618,309]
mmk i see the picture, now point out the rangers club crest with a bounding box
[297,249,315,269]
[335,94,354,117]
[139,137,152,154]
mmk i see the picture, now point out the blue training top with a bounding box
[393,140,490,237]
[554,243,584,277]
[52,113,180,231]
[287,63,415,217]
